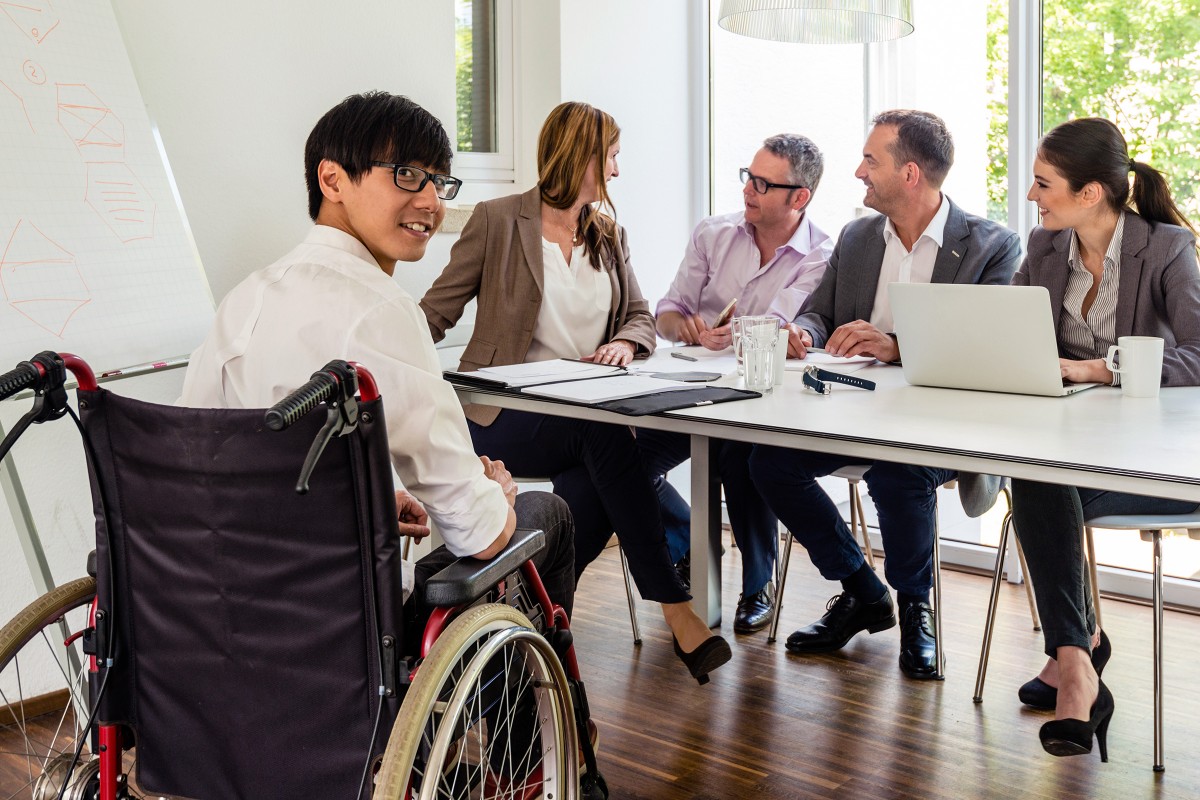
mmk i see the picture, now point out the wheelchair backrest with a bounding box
[80,387,402,800]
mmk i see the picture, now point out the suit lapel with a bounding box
[1043,229,1072,334]
[517,187,544,296]
[930,200,968,284]
[1115,212,1148,338]
[854,216,887,319]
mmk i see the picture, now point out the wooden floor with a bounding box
[570,539,1200,800]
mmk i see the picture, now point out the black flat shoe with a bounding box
[1039,680,1115,762]
[672,634,731,685]
[785,592,896,654]
[1019,630,1112,710]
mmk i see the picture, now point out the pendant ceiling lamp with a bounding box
[717,0,914,45]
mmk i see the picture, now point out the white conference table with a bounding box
[451,350,1200,626]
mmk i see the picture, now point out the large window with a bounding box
[1038,0,1200,584]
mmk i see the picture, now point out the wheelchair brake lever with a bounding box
[0,352,70,463]
[293,365,360,495]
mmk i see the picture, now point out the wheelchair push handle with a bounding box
[265,360,380,431]
[0,361,41,401]
[0,352,98,401]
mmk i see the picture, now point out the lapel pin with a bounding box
[952,250,961,258]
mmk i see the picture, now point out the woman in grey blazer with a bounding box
[1011,117,1200,761]
[421,102,730,683]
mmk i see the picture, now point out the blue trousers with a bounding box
[636,430,778,595]
[749,446,955,596]
[1012,480,1198,658]
[468,409,689,604]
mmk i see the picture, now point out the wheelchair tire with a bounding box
[374,603,579,800]
[0,576,107,800]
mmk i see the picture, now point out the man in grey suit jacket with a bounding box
[749,110,1021,679]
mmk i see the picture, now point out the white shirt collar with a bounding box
[306,224,384,272]
[882,193,949,251]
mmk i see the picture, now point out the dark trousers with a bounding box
[410,491,578,630]
[637,429,778,595]
[468,410,689,604]
[749,445,955,596]
[1011,480,1198,658]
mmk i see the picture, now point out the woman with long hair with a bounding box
[1012,117,1200,760]
[421,102,730,684]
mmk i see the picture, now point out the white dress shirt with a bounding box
[180,226,509,598]
[869,195,951,333]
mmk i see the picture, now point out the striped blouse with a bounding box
[1061,214,1125,384]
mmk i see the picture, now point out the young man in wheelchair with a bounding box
[180,91,577,620]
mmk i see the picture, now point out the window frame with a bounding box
[454,0,516,187]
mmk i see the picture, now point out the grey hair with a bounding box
[762,133,824,195]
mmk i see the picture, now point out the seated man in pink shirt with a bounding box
[640,134,833,633]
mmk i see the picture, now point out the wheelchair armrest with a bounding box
[422,527,546,607]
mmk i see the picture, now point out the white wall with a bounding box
[559,0,701,310]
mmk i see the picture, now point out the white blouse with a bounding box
[525,239,612,362]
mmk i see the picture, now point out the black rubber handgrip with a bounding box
[0,363,40,402]
[265,371,338,431]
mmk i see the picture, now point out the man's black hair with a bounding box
[304,91,453,221]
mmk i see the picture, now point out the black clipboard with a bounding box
[593,386,760,416]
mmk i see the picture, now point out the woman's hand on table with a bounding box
[1059,358,1112,385]
[583,339,636,366]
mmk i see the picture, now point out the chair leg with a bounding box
[1152,529,1164,772]
[973,511,1012,702]
[932,514,945,680]
[1012,531,1041,631]
[619,546,642,646]
[1085,526,1103,631]
[849,481,876,570]
[768,528,793,644]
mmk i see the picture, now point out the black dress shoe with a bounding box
[673,553,690,593]
[785,591,896,654]
[733,582,775,634]
[898,601,941,680]
[1018,629,1112,711]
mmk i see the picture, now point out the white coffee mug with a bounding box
[1105,336,1164,398]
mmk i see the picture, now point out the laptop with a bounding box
[888,283,1103,397]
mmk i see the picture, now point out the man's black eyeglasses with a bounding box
[739,167,805,195]
[372,162,463,200]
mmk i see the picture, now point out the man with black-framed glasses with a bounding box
[641,134,833,634]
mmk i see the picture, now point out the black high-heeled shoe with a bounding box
[672,634,731,685]
[1039,679,1115,762]
[1019,629,1111,710]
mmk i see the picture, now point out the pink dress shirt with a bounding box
[655,211,833,324]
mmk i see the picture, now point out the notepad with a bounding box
[448,359,625,388]
[522,375,697,403]
[784,352,875,370]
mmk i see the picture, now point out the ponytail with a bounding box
[1129,161,1196,236]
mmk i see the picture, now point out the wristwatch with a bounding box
[802,365,877,395]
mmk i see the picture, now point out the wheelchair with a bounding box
[0,352,607,799]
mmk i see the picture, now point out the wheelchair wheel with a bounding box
[374,603,578,800]
[0,577,116,800]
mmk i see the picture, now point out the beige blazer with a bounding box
[421,187,657,425]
